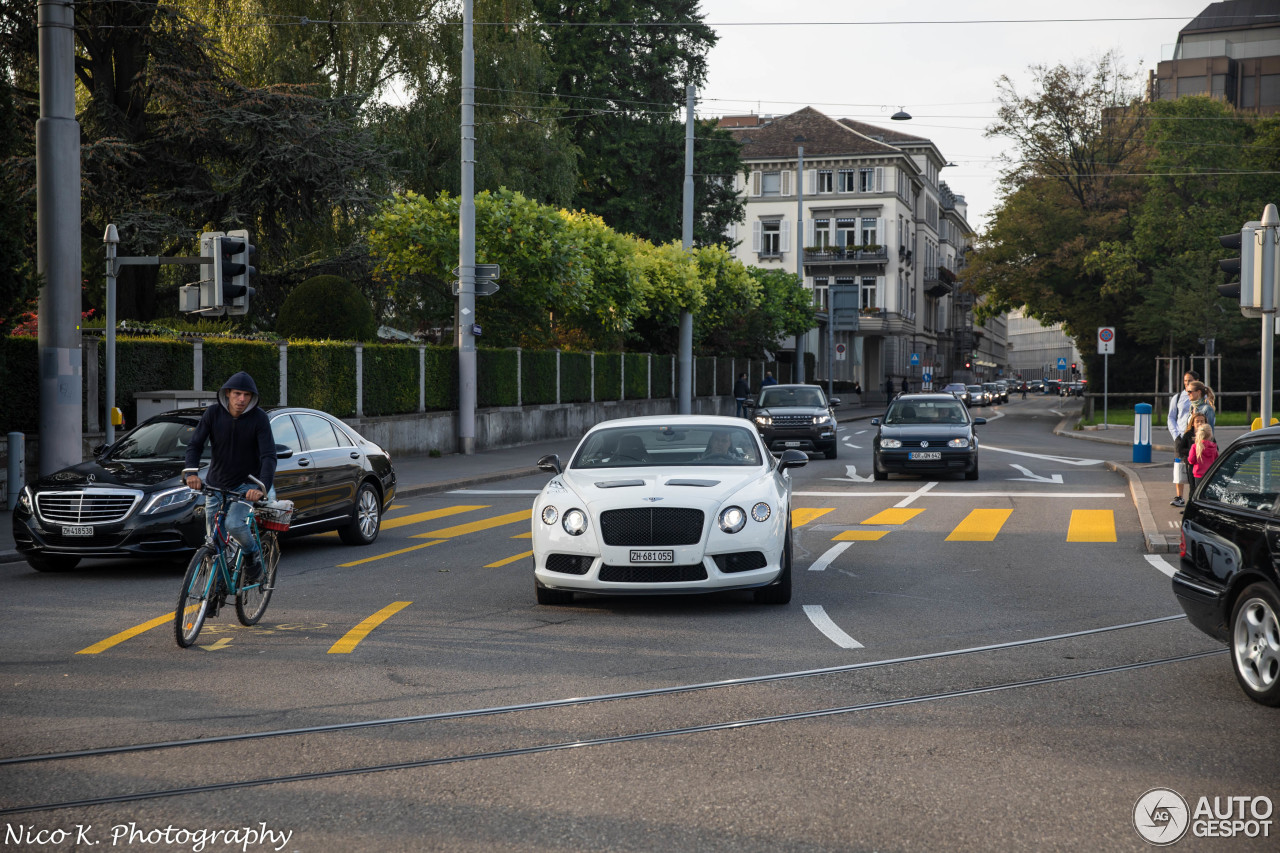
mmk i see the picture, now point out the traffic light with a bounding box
[197,230,225,312]
[220,228,255,315]
[1070,362,1077,372]
[1218,222,1263,316]
[964,359,971,369]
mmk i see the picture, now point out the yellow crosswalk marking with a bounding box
[413,509,532,538]
[512,531,532,539]
[381,505,490,531]
[1067,509,1116,542]
[487,550,533,568]
[833,530,888,541]
[328,601,412,654]
[77,611,175,654]
[947,509,1013,542]
[792,507,834,527]
[339,539,445,567]
[861,508,924,525]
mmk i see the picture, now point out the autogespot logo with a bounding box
[1134,788,1190,846]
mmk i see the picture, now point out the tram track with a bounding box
[0,615,1224,816]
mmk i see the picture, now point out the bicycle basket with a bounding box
[257,499,294,532]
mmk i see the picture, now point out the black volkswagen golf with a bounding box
[12,406,396,572]
[871,393,985,480]
[1172,424,1280,705]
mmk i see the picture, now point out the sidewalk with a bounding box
[0,398,1210,564]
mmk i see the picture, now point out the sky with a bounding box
[695,0,1215,231]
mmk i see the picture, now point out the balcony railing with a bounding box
[803,247,889,264]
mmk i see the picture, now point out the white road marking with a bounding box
[793,490,1126,498]
[803,605,864,649]
[1145,554,1177,578]
[895,481,937,507]
[983,444,1103,466]
[450,489,544,495]
[854,430,868,435]
[1007,464,1064,484]
[808,542,853,571]
[825,464,873,483]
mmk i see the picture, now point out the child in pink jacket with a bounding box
[1186,423,1218,490]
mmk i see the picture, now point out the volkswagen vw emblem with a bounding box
[920,441,929,448]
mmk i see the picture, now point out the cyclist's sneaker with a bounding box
[243,554,263,583]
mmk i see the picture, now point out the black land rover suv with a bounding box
[748,384,840,459]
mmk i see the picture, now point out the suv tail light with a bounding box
[1179,529,1186,558]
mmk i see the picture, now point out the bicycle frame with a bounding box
[202,486,267,598]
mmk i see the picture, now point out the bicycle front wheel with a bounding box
[236,531,279,626]
[175,547,216,648]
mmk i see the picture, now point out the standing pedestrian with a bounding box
[884,377,895,402]
[850,380,862,404]
[733,372,750,418]
[1186,422,1218,493]
[900,378,909,395]
[761,371,778,388]
[1167,370,1198,507]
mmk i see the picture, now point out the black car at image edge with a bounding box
[1172,423,1280,706]
[12,405,396,572]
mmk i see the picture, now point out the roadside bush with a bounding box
[275,275,377,342]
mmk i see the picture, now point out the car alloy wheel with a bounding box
[1231,583,1280,706]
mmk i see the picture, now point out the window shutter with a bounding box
[805,219,815,248]
[806,169,817,195]
[734,172,744,193]
[877,218,885,246]
[750,171,761,197]
[781,170,792,196]
[752,221,762,252]
[875,167,884,192]
[780,220,791,252]
[728,222,737,241]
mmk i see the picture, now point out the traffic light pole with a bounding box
[1260,205,1276,430]
[456,0,477,454]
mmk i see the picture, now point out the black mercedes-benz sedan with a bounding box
[12,406,396,572]
[871,393,985,480]
[1172,423,1280,705]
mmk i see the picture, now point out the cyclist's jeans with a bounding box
[206,484,275,562]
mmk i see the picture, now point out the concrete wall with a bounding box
[1,396,734,509]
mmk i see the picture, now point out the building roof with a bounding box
[1181,0,1280,35]
[727,106,904,160]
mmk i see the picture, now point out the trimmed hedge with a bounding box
[363,343,421,416]
[594,352,621,401]
[0,336,38,432]
[623,352,649,399]
[522,349,558,405]
[477,348,518,407]
[561,351,592,403]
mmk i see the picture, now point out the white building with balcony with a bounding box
[722,107,1002,397]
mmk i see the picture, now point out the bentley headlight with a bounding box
[142,486,196,515]
[562,508,588,536]
[880,438,902,449]
[718,506,746,533]
[541,506,559,525]
[948,437,971,448]
[750,502,772,523]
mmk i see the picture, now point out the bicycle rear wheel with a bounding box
[175,547,216,648]
[236,531,279,626]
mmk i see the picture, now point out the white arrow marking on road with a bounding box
[808,542,853,571]
[1144,555,1177,578]
[983,444,1103,466]
[825,464,873,483]
[1007,464,1064,484]
[803,605,864,649]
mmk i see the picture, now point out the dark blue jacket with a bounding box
[184,372,276,492]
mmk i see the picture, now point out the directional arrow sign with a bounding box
[452,280,500,297]
[452,264,501,280]
[1007,464,1064,484]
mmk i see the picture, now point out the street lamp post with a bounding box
[795,136,806,384]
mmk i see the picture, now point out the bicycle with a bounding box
[174,477,289,648]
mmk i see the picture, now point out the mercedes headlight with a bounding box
[18,486,33,512]
[718,506,746,534]
[142,485,197,515]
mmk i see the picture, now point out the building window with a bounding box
[836,219,857,248]
[861,276,878,309]
[761,220,781,255]
[812,219,832,250]
[814,276,829,310]
[1262,74,1280,106]
[761,171,782,196]
[859,168,875,192]
[1178,76,1207,97]
[861,217,878,247]
[817,170,833,193]
[839,170,856,192]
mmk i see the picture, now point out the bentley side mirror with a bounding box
[538,454,562,474]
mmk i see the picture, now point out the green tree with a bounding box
[275,275,378,341]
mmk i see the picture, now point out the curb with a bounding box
[1104,460,1175,554]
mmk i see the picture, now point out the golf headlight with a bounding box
[880,438,902,448]
[718,506,746,533]
[948,437,971,448]
[142,486,197,514]
[562,508,588,536]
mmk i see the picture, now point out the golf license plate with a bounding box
[630,549,674,563]
[909,451,942,461]
[784,441,802,447]
[61,525,94,536]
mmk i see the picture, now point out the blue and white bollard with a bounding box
[1133,403,1152,463]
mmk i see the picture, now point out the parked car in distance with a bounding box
[1172,424,1280,705]
[871,393,985,481]
[531,416,807,605]
[12,406,397,572]
[748,384,840,459]
[965,385,989,407]
[941,383,970,405]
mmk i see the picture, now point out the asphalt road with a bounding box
[1,396,1276,852]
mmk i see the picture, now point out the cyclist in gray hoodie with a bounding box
[182,371,276,580]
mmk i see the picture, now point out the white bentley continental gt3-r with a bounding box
[531,415,808,605]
